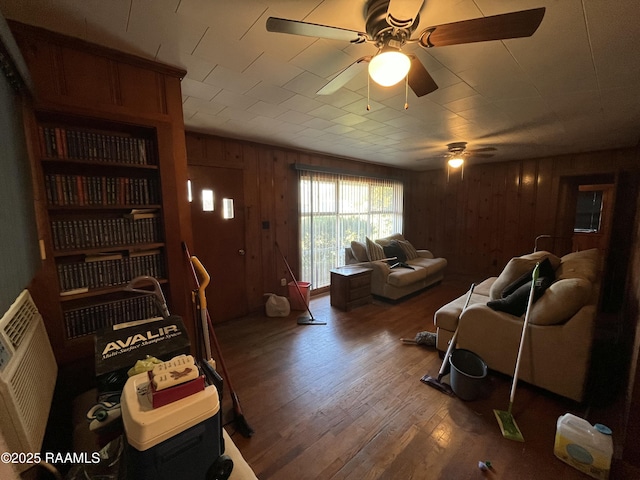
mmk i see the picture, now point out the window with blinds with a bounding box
[299,169,403,289]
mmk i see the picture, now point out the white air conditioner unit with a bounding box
[0,290,57,473]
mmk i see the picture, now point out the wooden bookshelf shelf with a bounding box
[13,20,192,365]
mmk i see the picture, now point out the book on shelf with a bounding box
[85,253,124,262]
[39,125,154,165]
[60,287,89,297]
[124,208,158,220]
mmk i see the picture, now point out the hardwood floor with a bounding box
[214,276,630,479]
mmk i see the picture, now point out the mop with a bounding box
[494,262,540,442]
[275,241,326,326]
[420,283,475,395]
[183,242,255,438]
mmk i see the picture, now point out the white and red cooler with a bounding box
[121,371,232,480]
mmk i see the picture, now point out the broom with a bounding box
[275,241,325,326]
[183,242,255,438]
[421,283,475,395]
[494,262,540,442]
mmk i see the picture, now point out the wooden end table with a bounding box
[330,266,373,311]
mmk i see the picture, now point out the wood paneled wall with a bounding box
[185,132,405,311]
[404,148,639,278]
[186,130,640,312]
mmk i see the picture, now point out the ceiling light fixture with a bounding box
[368,47,411,87]
[448,157,464,168]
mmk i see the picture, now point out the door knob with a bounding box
[238,249,246,256]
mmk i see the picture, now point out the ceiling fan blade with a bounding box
[317,56,372,95]
[418,7,545,48]
[387,0,424,28]
[467,147,497,153]
[468,153,495,158]
[266,17,368,43]
[407,56,438,97]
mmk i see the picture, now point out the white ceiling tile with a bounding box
[247,101,288,118]
[183,96,226,116]
[307,104,346,121]
[332,113,367,127]
[243,53,304,87]
[203,66,260,94]
[302,117,335,130]
[246,82,296,104]
[279,94,325,113]
[193,29,263,72]
[323,124,356,135]
[277,110,315,125]
[283,71,329,96]
[181,78,221,101]
[212,89,259,110]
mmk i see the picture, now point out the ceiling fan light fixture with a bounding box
[448,157,464,168]
[368,48,411,87]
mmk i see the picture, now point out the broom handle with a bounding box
[190,256,212,361]
[509,263,540,406]
[438,283,475,377]
[275,241,313,318]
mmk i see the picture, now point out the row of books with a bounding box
[51,216,163,250]
[44,174,161,206]
[64,294,159,339]
[39,126,155,165]
[58,251,165,293]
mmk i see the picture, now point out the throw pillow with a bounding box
[487,275,553,317]
[529,277,593,325]
[365,237,385,261]
[350,241,368,262]
[397,239,418,260]
[489,251,561,300]
[501,258,556,298]
[382,240,407,263]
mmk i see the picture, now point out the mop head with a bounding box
[494,408,524,442]
[297,315,326,325]
[420,374,454,395]
[401,331,436,347]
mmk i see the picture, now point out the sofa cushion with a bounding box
[529,277,593,325]
[365,237,385,261]
[387,266,427,287]
[557,248,599,283]
[350,241,368,262]
[383,240,407,263]
[409,257,447,276]
[489,251,561,300]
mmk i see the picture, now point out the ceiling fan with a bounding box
[266,0,545,97]
[445,141,496,168]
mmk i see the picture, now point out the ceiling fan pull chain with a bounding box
[367,75,371,111]
[404,75,409,109]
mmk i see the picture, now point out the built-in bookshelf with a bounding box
[36,115,169,343]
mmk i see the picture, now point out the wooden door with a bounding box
[188,166,247,322]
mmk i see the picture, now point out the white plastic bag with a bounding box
[264,293,290,317]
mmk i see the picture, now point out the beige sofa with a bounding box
[345,233,447,301]
[434,248,601,402]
